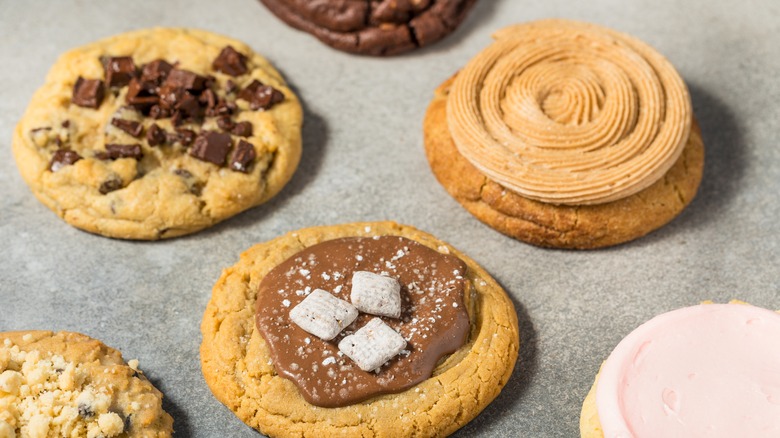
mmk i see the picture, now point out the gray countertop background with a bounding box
[1,0,779,436]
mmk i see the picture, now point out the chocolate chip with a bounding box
[49,149,82,172]
[200,89,217,109]
[173,168,193,178]
[190,131,231,165]
[104,143,143,160]
[229,140,256,172]
[212,46,248,77]
[72,77,104,109]
[111,118,143,138]
[157,84,187,110]
[99,178,123,194]
[126,78,159,110]
[141,59,173,85]
[216,116,234,132]
[146,123,167,146]
[225,80,237,94]
[61,120,70,128]
[149,105,171,119]
[230,121,253,137]
[175,128,196,146]
[206,99,236,117]
[104,56,136,88]
[164,69,206,92]
[177,93,202,119]
[238,80,284,110]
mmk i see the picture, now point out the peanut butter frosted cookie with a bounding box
[200,222,519,437]
[259,0,478,55]
[0,331,172,437]
[580,302,780,437]
[424,20,704,249]
[13,28,302,240]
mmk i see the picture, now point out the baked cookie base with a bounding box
[424,76,705,249]
[200,221,519,437]
[259,0,478,56]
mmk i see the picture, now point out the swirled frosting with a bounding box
[447,20,692,205]
[596,303,780,437]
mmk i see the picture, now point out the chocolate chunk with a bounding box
[173,168,193,178]
[61,120,70,128]
[104,56,136,88]
[200,89,217,109]
[149,105,171,119]
[174,128,196,146]
[99,178,123,194]
[126,78,159,110]
[212,46,248,77]
[190,131,231,165]
[177,93,202,119]
[216,116,234,132]
[164,69,206,92]
[146,123,167,146]
[157,84,186,110]
[72,77,104,109]
[238,80,284,110]
[230,121,253,137]
[206,99,236,117]
[111,118,143,138]
[49,149,82,172]
[140,59,173,85]
[104,143,143,160]
[225,80,237,94]
[229,140,256,172]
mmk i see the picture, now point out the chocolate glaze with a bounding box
[255,236,470,407]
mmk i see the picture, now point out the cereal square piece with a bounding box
[350,271,402,318]
[338,318,407,372]
[289,289,358,341]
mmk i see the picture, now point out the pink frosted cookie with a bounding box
[580,302,780,437]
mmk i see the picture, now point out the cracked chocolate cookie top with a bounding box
[12,28,302,240]
[259,0,479,55]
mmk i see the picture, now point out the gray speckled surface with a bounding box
[1,0,779,436]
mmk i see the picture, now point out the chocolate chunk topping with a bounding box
[146,123,167,146]
[200,89,217,110]
[149,105,171,119]
[216,116,234,132]
[212,46,249,77]
[238,80,285,110]
[169,128,196,146]
[205,99,236,117]
[140,59,173,85]
[164,69,206,92]
[256,236,470,407]
[177,93,202,119]
[49,149,82,171]
[126,78,159,110]
[104,56,136,88]
[190,131,231,165]
[230,121,253,137]
[104,143,143,160]
[157,85,187,110]
[229,140,256,172]
[72,77,104,109]
[111,118,143,138]
[225,80,237,94]
[99,178,123,194]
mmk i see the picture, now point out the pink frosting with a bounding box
[596,303,780,437]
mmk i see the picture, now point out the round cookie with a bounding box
[200,221,519,437]
[13,28,302,240]
[259,0,478,56]
[580,302,780,437]
[0,331,173,437]
[424,20,704,249]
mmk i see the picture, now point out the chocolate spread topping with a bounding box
[255,236,470,407]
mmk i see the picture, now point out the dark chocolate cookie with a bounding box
[259,0,478,55]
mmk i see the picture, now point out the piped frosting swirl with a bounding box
[447,20,692,205]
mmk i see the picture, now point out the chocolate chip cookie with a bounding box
[0,331,172,437]
[259,0,478,55]
[13,28,302,239]
[200,221,519,437]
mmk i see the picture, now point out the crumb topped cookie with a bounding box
[0,331,172,438]
[259,0,478,56]
[200,222,519,437]
[13,28,302,240]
